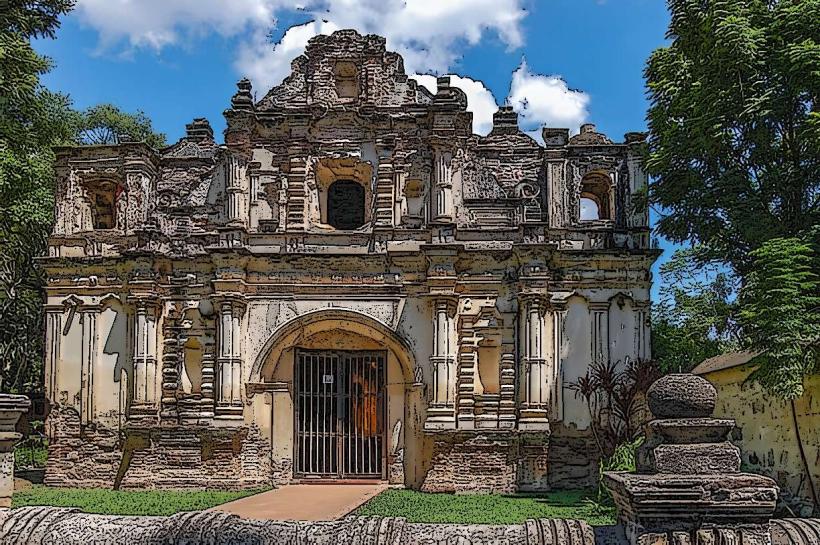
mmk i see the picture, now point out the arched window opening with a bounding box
[327,180,365,230]
[579,174,612,221]
[580,196,601,221]
[86,180,122,230]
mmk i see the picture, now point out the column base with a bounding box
[424,406,456,431]
[518,408,550,431]
[214,403,243,423]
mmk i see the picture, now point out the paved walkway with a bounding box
[212,483,388,521]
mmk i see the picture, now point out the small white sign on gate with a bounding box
[322,374,334,384]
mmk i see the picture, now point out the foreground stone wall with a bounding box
[0,509,598,545]
[1,507,819,545]
[44,406,271,490]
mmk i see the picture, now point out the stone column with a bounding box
[550,304,567,421]
[432,146,453,223]
[79,307,99,425]
[216,297,245,417]
[425,297,456,430]
[589,301,609,365]
[160,327,180,420]
[285,155,307,231]
[634,302,650,361]
[224,155,244,226]
[131,298,159,413]
[374,141,396,227]
[44,307,63,404]
[519,295,549,430]
[0,395,30,508]
[498,353,517,429]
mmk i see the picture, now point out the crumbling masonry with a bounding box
[42,30,658,492]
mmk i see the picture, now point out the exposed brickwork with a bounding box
[548,426,599,490]
[419,431,595,494]
[45,405,271,490]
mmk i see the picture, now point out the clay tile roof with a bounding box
[691,350,761,376]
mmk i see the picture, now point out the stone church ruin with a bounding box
[42,30,658,492]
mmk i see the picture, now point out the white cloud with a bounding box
[412,74,498,136]
[507,59,590,140]
[75,0,528,85]
[74,1,591,140]
[236,20,340,93]
[74,0,289,50]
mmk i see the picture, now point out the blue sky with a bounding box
[35,0,677,294]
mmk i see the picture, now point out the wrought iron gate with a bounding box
[294,349,386,479]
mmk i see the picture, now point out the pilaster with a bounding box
[79,306,99,426]
[425,296,457,431]
[518,294,550,431]
[129,295,160,417]
[431,141,454,223]
[590,301,610,365]
[215,295,246,419]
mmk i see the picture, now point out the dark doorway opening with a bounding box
[294,349,386,479]
[327,180,365,230]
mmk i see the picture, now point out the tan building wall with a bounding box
[701,364,820,515]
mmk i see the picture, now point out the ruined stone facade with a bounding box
[42,31,658,492]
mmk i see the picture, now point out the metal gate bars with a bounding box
[294,349,386,479]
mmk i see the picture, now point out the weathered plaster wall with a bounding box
[41,29,658,493]
[704,366,820,516]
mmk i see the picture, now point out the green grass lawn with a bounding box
[354,489,616,526]
[12,485,269,516]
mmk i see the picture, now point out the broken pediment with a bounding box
[255,30,433,111]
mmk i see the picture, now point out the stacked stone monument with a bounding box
[605,373,779,545]
[0,395,30,508]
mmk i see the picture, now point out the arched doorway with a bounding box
[251,310,418,484]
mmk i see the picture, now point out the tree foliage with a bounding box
[646,0,820,396]
[0,0,76,393]
[76,104,166,149]
[739,235,820,399]
[651,248,740,373]
[0,1,164,392]
[646,0,820,276]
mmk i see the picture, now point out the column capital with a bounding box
[589,301,610,312]
[433,296,458,314]
[128,294,162,311]
[213,294,248,315]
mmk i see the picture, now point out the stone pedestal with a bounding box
[605,374,778,545]
[0,394,31,508]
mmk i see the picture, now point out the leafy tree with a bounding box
[739,235,820,399]
[0,2,164,393]
[651,248,740,373]
[0,0,76,393]
[646,0,820,276]
[76,104,166,149]
[646,0,820,395]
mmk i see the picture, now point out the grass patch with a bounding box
[355,489,615,526]
[15,438,48,470]
[12,485,269,516]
